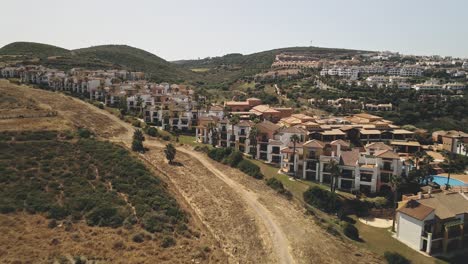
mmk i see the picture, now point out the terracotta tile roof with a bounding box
[418,192,468,220]
[398,200,435,221]
[321,129,346,136]
[340,149,360,166]
[330,139,350,148]
[225,101,250,106]
[256,121,280,133]
[360,129,381,135]
[375,149,400,159]
[279,126,307,134]
[366,142,393,151]
[303,140,325,148]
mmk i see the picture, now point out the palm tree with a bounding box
[290,134,301,178]
[444,152,453,189]
[390,175,402,232]
[162,112,170,131]
[229,115,240,148]
[207,122,218,147]
[249,126,258,158]
[327,159,340,192]
[420,154,434,184]
[414,151,424,170]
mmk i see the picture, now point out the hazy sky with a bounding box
[1,0,467,60]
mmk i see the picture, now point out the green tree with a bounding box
[248,126,258,158]
[327,159,340,192]
[229,115,240,148]
[133,129,145,142]
[164,143,176,164]
[390,175,402,232]
[289,134,301,177]
[207,122,218,147]
[413,151,424,170]
[132,129,145,152]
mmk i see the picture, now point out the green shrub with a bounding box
[146,127,159,137]
[237,160,263,179]
[266,178,284,191]
[48,219,58,229]
[207,148,232,162]
[194,145,210,153]
[161,236,176,248]
[132,233,145,243]
[77,128,93,139]
[131,119,141,127]
[86,205,125,228]
[303,187,341,213]
[343,222,359,240]
[48,205,70,220]
[266,178,292,198]
[223,151,243,167]
[383,251,411,264]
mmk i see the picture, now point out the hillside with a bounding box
[173,46,368,87]
[73,45,197,82]
[0,42,69,58]
[0,42,195,82]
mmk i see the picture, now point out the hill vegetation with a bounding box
[0,42,195,82]
[1,42,366,85]
[0,42,69,58]
[0,132,187,235]
[174,46,367,88]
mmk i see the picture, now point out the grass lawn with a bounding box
[249,158,353,202]
[176,135,213,150]
[190,68,210,72]
[354,217,444,264]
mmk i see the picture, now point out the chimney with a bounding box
[428,187,432,195]
[417,192,422,199]
[337,144,342,157]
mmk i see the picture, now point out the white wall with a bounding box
[396,213,424,250]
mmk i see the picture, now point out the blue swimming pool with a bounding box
[431,176,467,186]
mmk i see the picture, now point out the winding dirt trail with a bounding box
[178,147,294,264]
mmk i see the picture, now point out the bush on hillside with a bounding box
[77,128,93,139]
[266,178,292,198]
[223,151,243,167]
[342,222,359,240]
[146,127,159,137]
[207,148,232,162]
[237,160,263,179]
[303,186,341,213]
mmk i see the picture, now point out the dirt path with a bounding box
[176,146,294,264]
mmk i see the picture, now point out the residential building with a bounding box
[396,190,468,255]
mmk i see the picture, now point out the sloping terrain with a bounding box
[173,46,368,85]
[0,42,195,82]
[0,80,227,263]
[0,42,69,57]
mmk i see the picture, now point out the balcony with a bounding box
[341,170,354,179]
[383,163,393,171]
[272,147,280,154]
[306,162,317,170]
[360,173,373,182]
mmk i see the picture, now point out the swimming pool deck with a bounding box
[438,173,468,184]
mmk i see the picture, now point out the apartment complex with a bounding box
[195,110,413,194]
[0,65,202,131]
